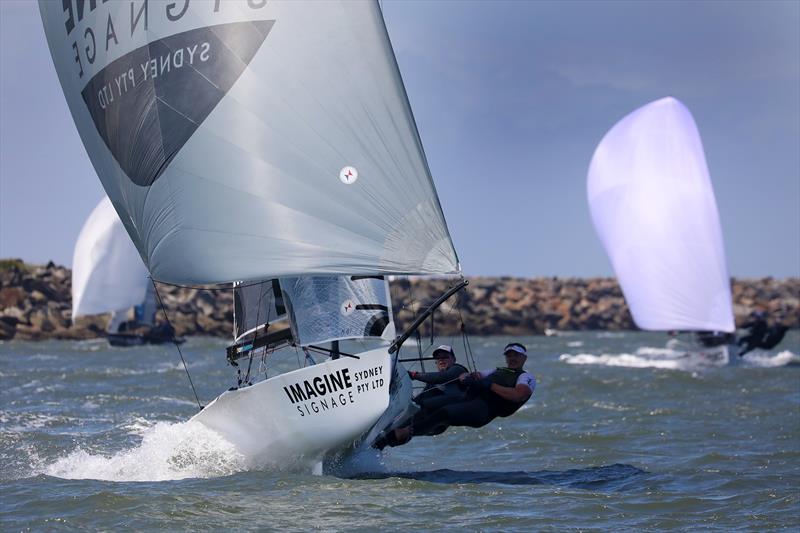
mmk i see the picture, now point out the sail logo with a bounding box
[77,20,274,187]
[57,1,270,81]
[340,299,355,316]
[339,166,359,184]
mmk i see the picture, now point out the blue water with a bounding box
[2,332,799,531]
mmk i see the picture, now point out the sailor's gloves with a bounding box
[408,370,419,380]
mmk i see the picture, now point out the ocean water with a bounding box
[1,332,798,531]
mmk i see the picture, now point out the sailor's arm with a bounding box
[489,383,532,403]
[411,366,463,384]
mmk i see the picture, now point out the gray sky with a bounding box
[1,0,798,278]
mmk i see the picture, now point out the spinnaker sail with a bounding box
[71,197,150,324]
[40,1,459,285]
[45,0,463,468]
[587,97,734,333]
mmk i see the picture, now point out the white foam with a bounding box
[560,346,799,370]
[560,352,686,369]
[740,349,800,367]
[559,343,730,369]
[42,420,247,482]
[595,331,627,339]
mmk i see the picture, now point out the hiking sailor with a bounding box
[409,344,469,410]
[738,311,769,356]
[376,342,535,449]
[738,311,789,356]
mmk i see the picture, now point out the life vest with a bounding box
[483,367,530,418]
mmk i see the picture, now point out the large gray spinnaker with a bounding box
[40,1,459,285]
[587,97,734,333]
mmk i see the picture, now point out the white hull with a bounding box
[665,339,739,366]
[191,347,411,470]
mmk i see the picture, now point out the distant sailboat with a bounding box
[41,1,462,468]
[72,197,181,347]
[587,97,737,364]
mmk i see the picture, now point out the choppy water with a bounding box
[2,332,798,531]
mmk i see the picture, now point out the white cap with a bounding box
[432,345,455,358]
[504,343,527,356]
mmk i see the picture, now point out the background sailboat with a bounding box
[72,197,179,347]
[587,97,737,364]
[40,1,461,468]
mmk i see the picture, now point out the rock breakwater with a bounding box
[1,259,797,341]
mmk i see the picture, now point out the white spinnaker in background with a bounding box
[71,197,149,321]
[40,1,459,285]
[587,97,734,333]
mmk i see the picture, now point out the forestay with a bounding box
[72,197,149,321]
[40,1,459,285]
[587,97,734,333]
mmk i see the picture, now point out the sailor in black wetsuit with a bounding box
[376,342,535,449]
[738,312,768,356]
[409,345,469,414]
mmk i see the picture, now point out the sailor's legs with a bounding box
[414,397,495,435]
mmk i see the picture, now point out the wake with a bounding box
[39,418,390,482]
[559,347,799,370]
[41,420,247,482]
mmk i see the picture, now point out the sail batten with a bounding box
[40,0,459,285]
[587,97,734,333]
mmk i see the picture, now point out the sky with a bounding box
[1,0,798,278]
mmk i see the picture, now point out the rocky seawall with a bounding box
[0,259,797,341]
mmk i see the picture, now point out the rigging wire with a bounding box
[405,275,425,372]
[455,280,477,372]
[151,279,203,411]
[243,281,270,385]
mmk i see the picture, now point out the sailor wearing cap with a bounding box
[375,342,535,450]
[408,345,469,402]
[461,342,536,418]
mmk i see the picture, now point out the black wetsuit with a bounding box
[759,325,788,350]
[411,367,532,437]
[738,318,768,356]
[412,363,469,411]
